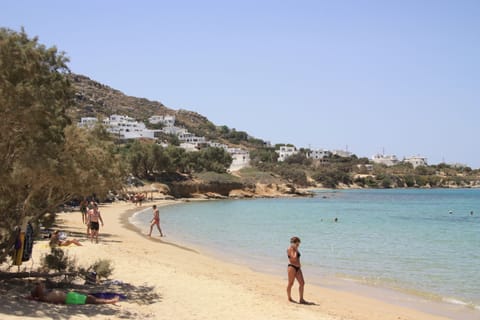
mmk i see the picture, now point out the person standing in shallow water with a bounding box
[287,236,307,304]
[148,205,164,237]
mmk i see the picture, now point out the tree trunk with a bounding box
[0,271,77,280]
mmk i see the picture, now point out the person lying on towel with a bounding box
[30,283,119,305]
[49,231,82,247]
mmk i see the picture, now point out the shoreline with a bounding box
[0,200,468,320]
[127,199,477,320]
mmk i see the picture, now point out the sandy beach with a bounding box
[0,200,452,320]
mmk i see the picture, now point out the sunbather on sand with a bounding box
[49,231,82,247]
[30,283,119,305]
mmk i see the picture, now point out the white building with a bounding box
[371,154,399,166]
[208,141,229,150]
[148,115,176,127]
[404,156,428,168]
[307,149,331,159]
[179,142,199,152]
[178,132,206,145]
[276,145,298,162]
[103,114,160,140]
[332,150,353,158]
[227,148,251,171]
[161,126,187,136]
[78,117,98,128]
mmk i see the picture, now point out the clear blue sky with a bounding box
[3,0,480,167]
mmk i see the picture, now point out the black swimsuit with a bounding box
[288,251,301,272]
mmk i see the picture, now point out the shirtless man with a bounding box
[87,203,104,244]
[30,283,119,305]
[148,205,164,237]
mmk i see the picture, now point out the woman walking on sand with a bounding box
[287,236,307,304]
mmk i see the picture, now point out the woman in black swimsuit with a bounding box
[287,236,306,303]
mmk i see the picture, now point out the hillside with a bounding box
[69,73,171,120]
[68,73,480,190]
[69,73,261,148]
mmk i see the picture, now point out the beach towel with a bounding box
[13,229,25,266]
[22,222,34,262]
[91,292,127,300]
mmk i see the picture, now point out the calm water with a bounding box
[131,189,480,312]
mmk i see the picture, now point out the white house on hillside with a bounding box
[276,145,298,162]
[103,114,160,140]
[178,132,206,145]
[179,142,199,152]
[404,156,428,168]
[162,126,187,136]
[148,115,176,127]
[332,150,353,158]
[371,154,399,166]
[307,149,331,159]
[227,148,250,171]
[78,117,98,129]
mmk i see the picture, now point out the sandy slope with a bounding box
[0,201,450,320]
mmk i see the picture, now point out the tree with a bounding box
[196,147,233,173]
[250,148,278,164]
[61,126,125,199]
[284,153,312,166]
[0,28,125,263]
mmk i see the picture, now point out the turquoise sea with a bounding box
[131,189,480,318]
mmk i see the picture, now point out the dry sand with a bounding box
[0,201,451,320]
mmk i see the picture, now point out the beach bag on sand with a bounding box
[86,271,97,284]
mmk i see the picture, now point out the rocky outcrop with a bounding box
[167,181,313,199]
[168,181,248,198]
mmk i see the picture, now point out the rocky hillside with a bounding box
[69,73,171,120]
[68,73,256,146]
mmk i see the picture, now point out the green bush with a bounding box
[42,247,77,273]
[90,259,114,280]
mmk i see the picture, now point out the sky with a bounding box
[2,0,480,167]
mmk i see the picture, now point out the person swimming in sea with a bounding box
[286,236,307,304]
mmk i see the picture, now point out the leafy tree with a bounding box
[250,148,278,164]
[0,28,124,263]
[277,167,308,186]
[284,153,312,166]
[381,176,393,188]
[196,147,233,173]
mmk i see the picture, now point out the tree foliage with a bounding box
[123,142,233,178]
[0,28,124,263]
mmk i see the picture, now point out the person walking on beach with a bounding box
[80,198,88,225]
[287,236,307,304]
[86,200,95,236]
[88,203,104,244]
[148,205,164,237]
